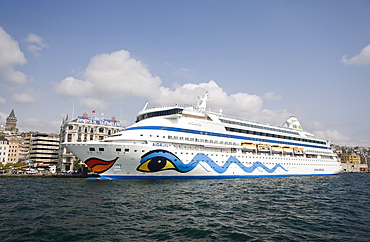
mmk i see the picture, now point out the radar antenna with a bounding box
[198,92,209,111]
[141,101,149,111]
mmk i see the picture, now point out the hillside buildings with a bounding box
[23,133,60,169]
[5,109,18,134]
[1,109,21,165]
[0,137,9,164]
[1,109,124,173]
[339,152,368,172]
[7,138,23,164]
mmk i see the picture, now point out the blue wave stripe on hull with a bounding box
[192,154,288,174]
[141,151,288,174]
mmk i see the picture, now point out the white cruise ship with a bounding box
[63,93,342,179]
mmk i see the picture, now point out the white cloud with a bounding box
[0,111,6,124]
[263,91,282,101]
[18,118,61,133]
[55,77,93,97]
[314,129,350,145]
[25,33,48,56]
[341,44,370,66]
[11,93,36,104]
[312,122,350,145]
[152,80,291,124]
[259,109,294,125]
[0,96,6,105]
[56,50,162,101]
[56,49,295,125]
[79,97,109,110]
[172,67,194,79]
[0,27,28,84]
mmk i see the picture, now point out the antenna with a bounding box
[198,92,209,111]
[71,101,75,120]
[142,101,149,111]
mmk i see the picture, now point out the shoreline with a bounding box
[0,173,100,178]
[1,172,368,178]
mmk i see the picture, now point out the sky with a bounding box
[0,0,369,146]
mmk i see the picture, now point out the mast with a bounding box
[198,92,209,111]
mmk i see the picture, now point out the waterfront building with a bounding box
[340,153,361,164]
[23,133,60,169]
[5,109,18,134]
[7,138,24,164]
[59,114,123,171]
[340,153,368,172]
[0,138,9,164]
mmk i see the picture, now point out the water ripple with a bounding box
[0,174,369,241]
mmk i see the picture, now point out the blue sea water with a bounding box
[1,173,369,241]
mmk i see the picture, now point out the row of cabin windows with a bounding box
[168,135,238,146]
[225,127,326,145]
[139,126,325,147]
[89,147,130,152]
[220,118,300,136]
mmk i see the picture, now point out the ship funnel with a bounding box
[282,116,303,130]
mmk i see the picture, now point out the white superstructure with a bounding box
[63,93,342,179]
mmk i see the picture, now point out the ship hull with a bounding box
[64,141,342,179]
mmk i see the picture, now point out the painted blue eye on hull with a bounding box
[139,150,197,172]
[138,150,288,174]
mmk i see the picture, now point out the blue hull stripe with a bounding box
[125,126,329,150]
[99,173,338,180]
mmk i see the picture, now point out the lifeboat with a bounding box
[257,144,270,152]
[241,142,256,150]
[271,145,283,153]
[293,148,304,155]
[282,147,293,153]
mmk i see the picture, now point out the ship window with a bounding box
[136,108,184,122]
[125,148,129,152]
[99,148,104,151]
[116,148,121,152]
[89,147,95,151]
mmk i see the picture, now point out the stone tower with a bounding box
[5,109,17,133]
